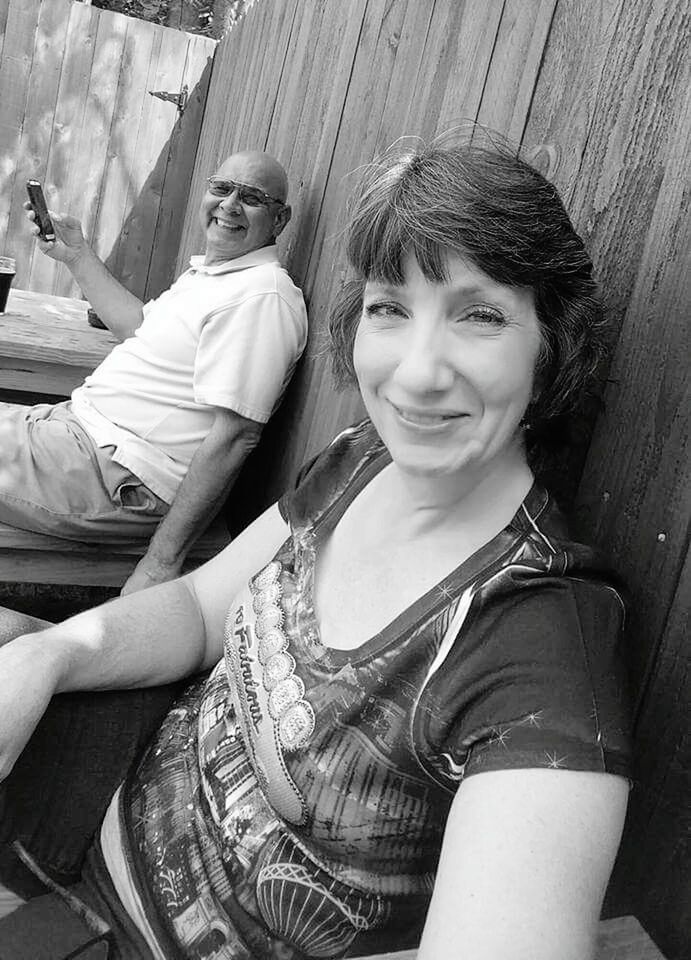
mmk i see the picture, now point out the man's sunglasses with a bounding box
[206,177,283,208]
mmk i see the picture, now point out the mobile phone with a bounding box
[26,180,56,242]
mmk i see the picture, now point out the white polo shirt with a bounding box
[71,246,307,502]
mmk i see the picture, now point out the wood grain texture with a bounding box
[95,16,159,288]
[181,2,688,954]
[0,0,214,299]
[144,32,213,298]
[28,0,100,296]
[0,0,42,260]
[0,288,116,369]
[4,0,70,290]
[476,0,558,144]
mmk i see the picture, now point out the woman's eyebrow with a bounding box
[364,282,402,296]
[444,283,489,299]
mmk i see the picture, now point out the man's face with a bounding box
[199,154,288,265]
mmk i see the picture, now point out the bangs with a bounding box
[346,159,452,285]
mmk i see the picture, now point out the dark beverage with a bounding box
[0,256,15,313]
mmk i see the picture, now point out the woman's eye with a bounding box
[364,301,405,320]
[460,308,506,327]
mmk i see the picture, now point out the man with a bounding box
[0,151,307,594]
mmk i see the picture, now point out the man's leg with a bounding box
[0,604,51,647]
[0,402,167,542]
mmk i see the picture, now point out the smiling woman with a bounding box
[0,136,630,960]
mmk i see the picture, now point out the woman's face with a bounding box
[353,250,542,482]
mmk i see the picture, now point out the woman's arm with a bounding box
[0,502,289,781]
[417,768,628,960]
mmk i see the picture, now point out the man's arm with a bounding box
[121,406,263,595]
[24,204,144,340]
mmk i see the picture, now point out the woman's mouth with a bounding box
[390,402,466,428]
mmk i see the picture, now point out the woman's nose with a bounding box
[393,326,454,393]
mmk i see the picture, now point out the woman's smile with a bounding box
[388,400,469,430]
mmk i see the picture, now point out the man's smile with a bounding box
[211,216,245,232]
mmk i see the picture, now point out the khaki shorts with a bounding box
[0,401,168,542]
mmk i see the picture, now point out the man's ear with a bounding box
[273,203,292,239]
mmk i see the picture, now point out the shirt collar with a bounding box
[189,244,280,275]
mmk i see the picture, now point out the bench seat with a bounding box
[359,915,665,959]
[0,519,230,587]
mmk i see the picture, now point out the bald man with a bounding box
[2,152,307,593]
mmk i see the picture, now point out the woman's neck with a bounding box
[375,446,534,538]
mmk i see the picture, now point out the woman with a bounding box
[0,140,631,960]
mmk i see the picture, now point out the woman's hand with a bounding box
[0,634,61,782]
[22,202,88,266]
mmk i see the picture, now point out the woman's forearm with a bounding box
[31,577,211,694]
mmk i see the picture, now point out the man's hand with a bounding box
[23,202,88,267]
[121,553,184,596]
[0,636,59,782]
[24,200,144,339]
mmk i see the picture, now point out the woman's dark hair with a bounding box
[329,137,608,461]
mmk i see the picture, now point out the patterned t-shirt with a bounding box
[120,420,631,960]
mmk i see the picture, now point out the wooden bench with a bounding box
[0,519,230,587]
[359,915,666,959]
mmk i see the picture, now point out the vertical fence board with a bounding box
[477,0,558,144]
[0,0,10,64]
[52,10,129,297]
[574,58,690,688]
[432,0,504,132]
[105,22,163,294]
[94,16,157,290]
[144,33,214,297]
[4,0,71,287]
[24,0,98,295]
[0,0,41,258]
[565,0,689,327]
[99,26,189,299]
[521,0,626,200]
[107,27,188,298]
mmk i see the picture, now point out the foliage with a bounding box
[89,0,253,38]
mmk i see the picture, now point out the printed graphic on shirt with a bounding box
[123,426,630,960]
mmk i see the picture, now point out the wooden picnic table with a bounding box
[0,288,118,397]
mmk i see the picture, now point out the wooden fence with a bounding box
[0,0,214,300]
[177,1,690,956]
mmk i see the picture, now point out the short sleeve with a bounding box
[193,291,306,423]
[416,572,632,786]
[278,421,385,527]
